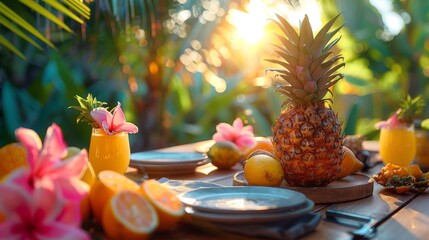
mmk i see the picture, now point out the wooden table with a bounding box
[125,140,428,239]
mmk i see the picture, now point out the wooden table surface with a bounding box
[125,140,428,240]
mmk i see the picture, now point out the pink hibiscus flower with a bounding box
[2,123,89,228]
[90,102,139,135]
[213,118,256,149]
[0,182,89,240]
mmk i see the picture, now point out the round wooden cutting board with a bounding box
[233,171,374,204]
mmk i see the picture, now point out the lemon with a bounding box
[244,154,284,186]
[207,141,242,170]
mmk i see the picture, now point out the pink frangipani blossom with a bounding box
[0,123,90,236]
[375,110,403,129]
[213,118,256,149]
[0,182,89,240]
[90,102,139,135]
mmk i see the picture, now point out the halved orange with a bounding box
[89,170,140,223]
[140,179,184,231]
[102,190,159,240]
[0,143,28,180]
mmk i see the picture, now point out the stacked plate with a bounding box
[178,186,314,224]
[129,151,210,175]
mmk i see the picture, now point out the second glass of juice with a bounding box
[379,124,416,166]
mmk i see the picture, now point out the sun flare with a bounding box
[226,1,268,45]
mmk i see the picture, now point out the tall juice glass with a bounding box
[89,128,130,175]
[379,125,416,166]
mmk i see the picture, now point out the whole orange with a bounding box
[243,138,274,160]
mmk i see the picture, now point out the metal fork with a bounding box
[325,209,377,239]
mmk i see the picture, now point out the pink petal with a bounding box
[36,124,67,174]
[55,201,82,227]
[215,123,237,140]
[213,132,228,142]
[110,103,139,134]
[111,102,126,129]
[0,184,32,218]
[39,149,88,178]
[101,121,113,135]
[232,118,244,129]
[90,108,112,130]
[33,181,66,222]
[15,127,42,169]
[2,167,31,191]
[55,178,89,203]
[35,222,90,240]
[235,135,257,149]
[113,122,139,134]
[0,219,23,240]
[241,125,254,135]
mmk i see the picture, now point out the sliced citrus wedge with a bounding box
[0,143,27,180]
[140,179,185,231]
[89,170,139,222]
[102,190,158,240]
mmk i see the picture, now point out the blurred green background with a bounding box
[1,0,428,152]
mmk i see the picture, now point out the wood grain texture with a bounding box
[233,171,373,204]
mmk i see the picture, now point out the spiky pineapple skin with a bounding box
[272,102,344,187]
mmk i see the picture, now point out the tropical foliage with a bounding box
[1,0,429,151]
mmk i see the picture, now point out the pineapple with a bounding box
[267,14,344,187]
[69,94,107,127]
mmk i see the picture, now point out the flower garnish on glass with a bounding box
[376,95,425,166]
[0,124,90,240]
[70,94,139,175]
[213,117,256,150]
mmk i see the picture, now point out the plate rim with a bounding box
[130,151,208,165]
[178,186,307,214]
[185,199,314,224]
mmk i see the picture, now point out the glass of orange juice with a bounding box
[89,128,130,175]
[379,124,416,166]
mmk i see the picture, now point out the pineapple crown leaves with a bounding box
[69,94,108,128]
[265,14,345,106]
[397,95,425,124]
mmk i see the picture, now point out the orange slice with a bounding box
[140,179,185,231]
[102,190,158,240]
[0,143,27,180]
[89,170,139,222]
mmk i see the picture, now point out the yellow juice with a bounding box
[89,128,130,175]
[379,125,416,166]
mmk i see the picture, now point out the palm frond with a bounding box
[0,0,90,59]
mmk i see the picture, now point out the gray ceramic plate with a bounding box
[129,158,210,175]
[179,186,307,214]
[184,199,314,224]
[130,151,208,165]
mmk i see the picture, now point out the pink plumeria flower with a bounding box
[375,110,403,129]
[0,182,90,240]
[90,102,139,135]
[8,123,90,226]
[213,118,256,149]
